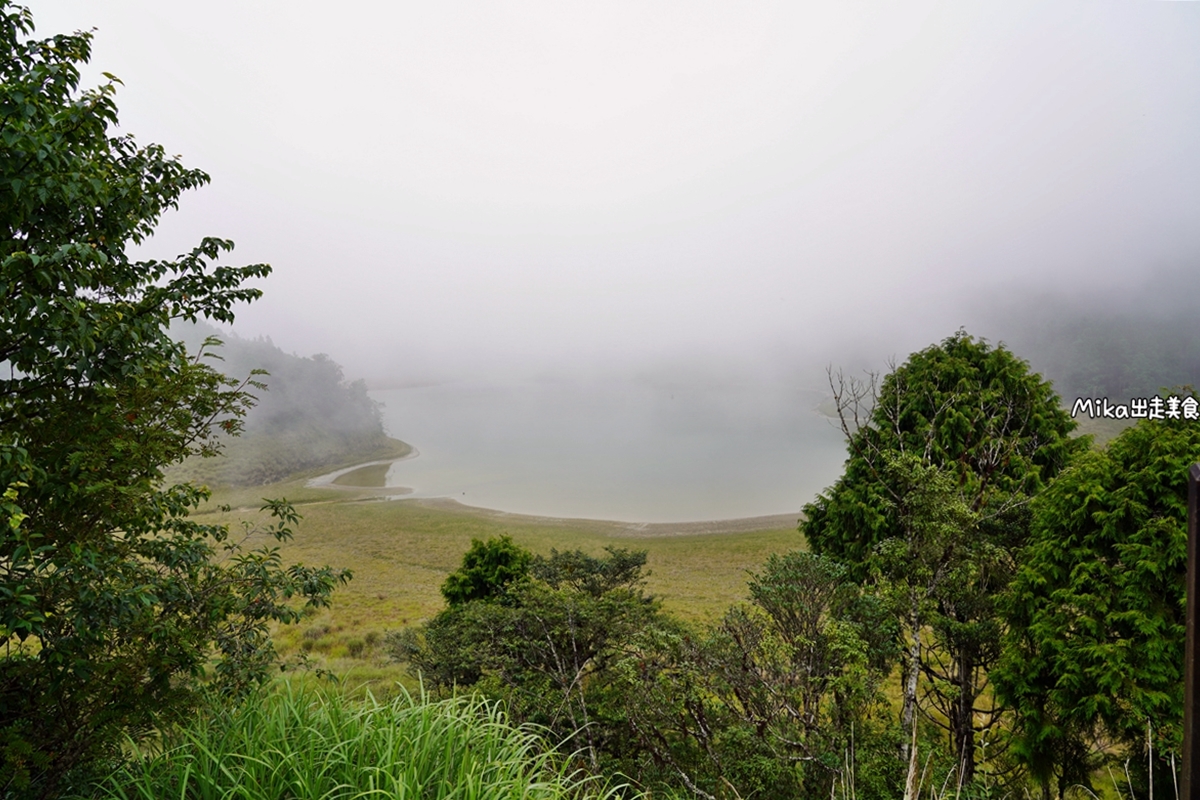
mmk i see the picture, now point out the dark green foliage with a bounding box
[713,551,901,797]
[441,536,533,607]
[867,453,1010,778]
[804,331,1081,572]
[531,546,648,597]
[396,543,658,772]
[995,412,1200,795]
[801,332,1083,786]
[403,546,905,798]
[0,6,350,795]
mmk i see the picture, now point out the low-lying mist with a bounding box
[192,264,1200,520]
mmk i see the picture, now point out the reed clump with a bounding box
[83,685,633,800]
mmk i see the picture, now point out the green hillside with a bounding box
[168,322,408,486]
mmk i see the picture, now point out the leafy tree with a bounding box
[612,615,793,800]
[805,331,1080,569]
[613,551,900,800]
[530,545,649,597]
[995,413,1200,798]
[867,454,979,791]
[404,545,903,799]
[802,331,1083,784]
[711,551,900,798]
[396,544,658,771]
[0,6,350,795]
[440,535,533,606]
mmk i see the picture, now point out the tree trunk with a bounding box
[903,718,920,800]
[901,591,921,754]
[953,647,976,786]
[901,588,921,797]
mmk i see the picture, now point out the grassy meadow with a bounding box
[196,455,805,688]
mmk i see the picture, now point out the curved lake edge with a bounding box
[365,382,848,525]
[398,497,802,538]
[308,446,419,491]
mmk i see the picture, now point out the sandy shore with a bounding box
[309,453,801,536]
[306,450,419,492]
[401,498,800,537]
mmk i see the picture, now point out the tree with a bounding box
[612,551,900,800]
[0,6,350,795]
[805,331,1081,569]
[440,535,533,607]
[802,331,1083,785]
[396,543,658,771]
[995,412,1200,798]
[171,321,392,487]
[866,453,1007,795]
[709,551,900,798]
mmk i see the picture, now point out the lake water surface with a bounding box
[369,379,849,523]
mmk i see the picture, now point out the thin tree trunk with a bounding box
[903,716,920,800]
[901,588,921,796]
[900,591,921,756]
[954,647,976,785]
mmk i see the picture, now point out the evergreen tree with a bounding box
[802,331,1083,784]
[996,412,1200,797]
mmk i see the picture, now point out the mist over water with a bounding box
[24,2,1196,519]
[370,377,847,523]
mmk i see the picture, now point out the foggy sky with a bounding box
[26,1,1200,385]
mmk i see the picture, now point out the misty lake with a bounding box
[368,378,849,523]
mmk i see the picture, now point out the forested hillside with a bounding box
[984,268,1200,402]
[168,322,403,486]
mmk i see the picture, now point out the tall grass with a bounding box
[80,686,634,800]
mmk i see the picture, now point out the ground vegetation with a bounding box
[77,684,635,800]
[396,540,906,799]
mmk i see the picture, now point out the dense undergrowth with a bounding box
[72,686,641,800]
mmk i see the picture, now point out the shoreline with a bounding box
[306,448,420,491]
[308,453,803,536]
[397,497,801,537]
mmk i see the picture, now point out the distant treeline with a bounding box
[983,267,1200,402]
[170,322,395,486]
